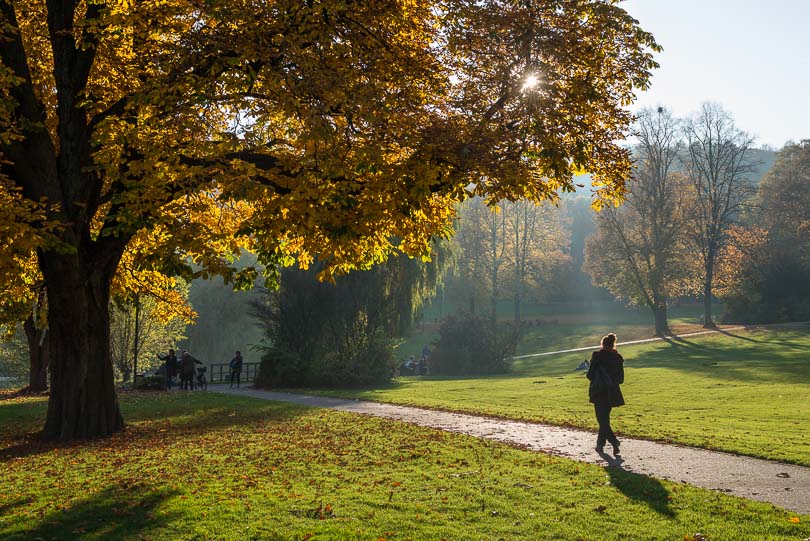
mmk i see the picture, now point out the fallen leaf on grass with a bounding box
[683,534,709,541]
[789,516,800,523]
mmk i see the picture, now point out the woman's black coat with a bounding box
[586,349,625,407]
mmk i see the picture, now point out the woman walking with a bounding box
[586,333,625,454]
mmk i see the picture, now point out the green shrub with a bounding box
[133,374,166,391]
[307,331,399,387]
[722,251,810,324]
[429,315,519,376]
[252,264,407,388]
[255,347,307,388]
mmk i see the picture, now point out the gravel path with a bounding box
[211,385,810,514]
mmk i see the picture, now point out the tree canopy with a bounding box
[0,0,659,439]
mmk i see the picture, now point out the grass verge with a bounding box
[0,391,807,540]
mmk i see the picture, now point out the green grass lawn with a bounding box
[311,328,810,466]
[0,392,807,540]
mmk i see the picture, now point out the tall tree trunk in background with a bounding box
[132,296,141,381]
[650,264,670,336]
[23,315,49,392]
[651,292,669,336]
[41,248,125,440]
[703,254,715,328]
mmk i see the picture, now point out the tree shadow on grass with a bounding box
[597,452,675,517]
[0,397,48,435]
[716,327,810,349]
[0,484,180,541]
[0,497,34,517]
[640,334,810,384]
[0,395,307,464]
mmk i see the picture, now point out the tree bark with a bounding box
[650,270,670,336]
[40,250,124,440]
[23,315,49,392]
[703,257,715,328]
[703,278,714,328]
[652,303,669,337]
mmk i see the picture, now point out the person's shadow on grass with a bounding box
[597,450,675,517]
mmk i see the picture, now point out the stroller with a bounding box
[195,365,208,391]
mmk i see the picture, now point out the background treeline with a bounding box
[5,103,808,388]
[585,105,808,331]
[721,140,810,322]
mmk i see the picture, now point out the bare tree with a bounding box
[682,103,758,327]
[484,203,510,326]
[508,200,539,324]
[585,107,695,335]
[506,200,567,323]
[456,198,509,319]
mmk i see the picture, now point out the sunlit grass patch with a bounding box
[1,392,808,540]
[311,329,810,466]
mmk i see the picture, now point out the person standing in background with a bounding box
[229,351,244,388]
[180,351,201,390]
[158,349,177,389]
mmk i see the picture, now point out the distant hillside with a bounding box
[748,148,777,183]
[561,147,775,201]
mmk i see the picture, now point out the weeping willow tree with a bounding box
[253,241,454,387]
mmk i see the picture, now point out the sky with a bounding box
[621,0,810,149]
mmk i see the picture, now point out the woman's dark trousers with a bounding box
[594,403,618,448]
[230,370,241,388]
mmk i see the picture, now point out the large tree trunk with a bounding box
[23,315,49,392]
[652,304,669,337]
[40,250,124,440]
[651,282,670,336]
